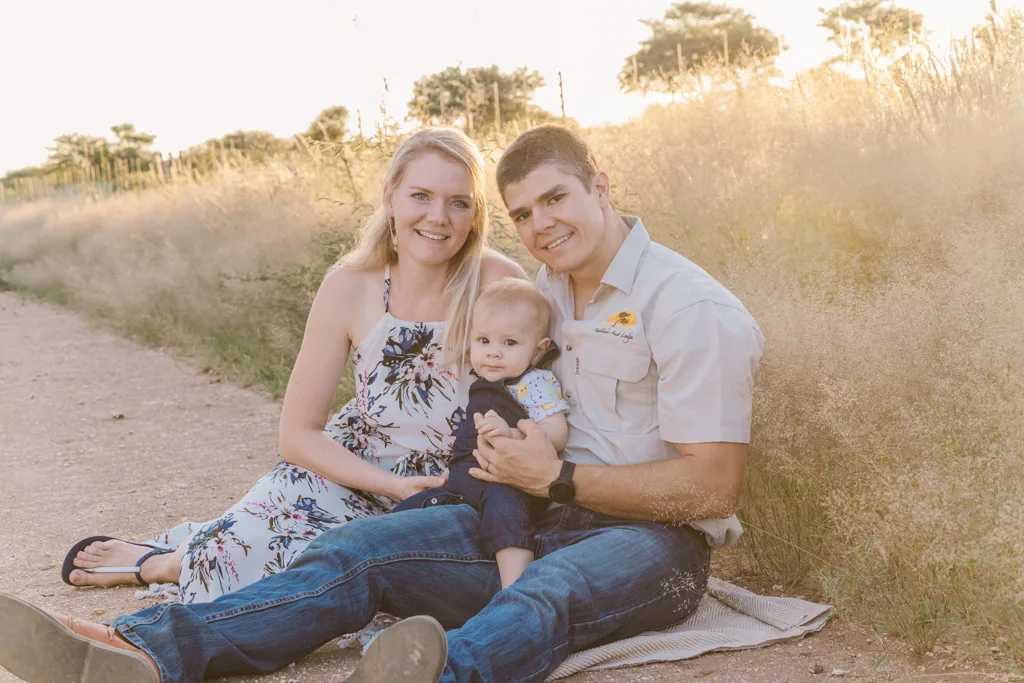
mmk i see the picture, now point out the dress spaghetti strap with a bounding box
[383,263,391,314]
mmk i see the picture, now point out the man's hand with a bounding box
[470,417,561,497]
[474,410,513,440]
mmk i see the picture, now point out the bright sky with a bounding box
[0,0,1013,174]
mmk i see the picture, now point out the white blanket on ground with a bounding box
[340,578,833,679]
[547,577,833,679]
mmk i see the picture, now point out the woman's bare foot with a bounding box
[69,540,184,587]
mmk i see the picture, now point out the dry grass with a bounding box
[2,11,1023,667]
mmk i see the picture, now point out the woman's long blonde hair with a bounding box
[336,128,489,369]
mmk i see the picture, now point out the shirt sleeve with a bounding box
[649,300,764,444]
[511,369,569,423]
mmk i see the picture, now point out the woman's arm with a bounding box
[277,267,414,500]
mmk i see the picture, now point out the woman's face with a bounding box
[386,151,477,269]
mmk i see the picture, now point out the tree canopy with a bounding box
[304,105,349,143]
[407,65,552,133]
[45,133,110,171]
[181,130,292,171]
[109,123,157,166]
[619,1,779,93]
[819,1,924,55]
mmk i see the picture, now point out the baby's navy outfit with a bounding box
[393,347,569,554]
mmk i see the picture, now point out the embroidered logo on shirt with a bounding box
[596,310,638,343]
[605,311,637,327]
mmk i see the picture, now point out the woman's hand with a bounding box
[387,474,447,502]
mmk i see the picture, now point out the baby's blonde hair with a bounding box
[473,278,552,339]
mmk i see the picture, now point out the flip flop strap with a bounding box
[132,548,173,586]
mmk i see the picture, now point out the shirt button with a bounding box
[430,497,438,505]
[566,345,573,351]
[565,391,572,399]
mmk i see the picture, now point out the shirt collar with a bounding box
[536,215,650,298]
[599,215,649,296]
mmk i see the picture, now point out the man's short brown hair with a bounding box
[496,124,598,199]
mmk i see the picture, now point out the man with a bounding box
[0,125,763,683]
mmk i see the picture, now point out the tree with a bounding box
[619,2,779,93]
[45,133,110,171]
[181,130,291,171]
[407,65,552,133]
[819,1,924,56]
[109,123,157,170]
[304,106,349,143]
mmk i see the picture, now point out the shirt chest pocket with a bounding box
[577,342,657,433]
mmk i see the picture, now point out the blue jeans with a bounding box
[112,504,709,683]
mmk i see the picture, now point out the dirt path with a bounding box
[0,292,1004,683]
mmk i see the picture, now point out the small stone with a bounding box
[830,669,849,677]
[990,646,1001,653]
[111,412,125,420]
[92,609,105,615]
[810,663,825,674]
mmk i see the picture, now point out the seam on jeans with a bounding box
[201,553,494,623]
[513,639,568,683]
[113,602,174,630]
[570,583,702,634]
[115,623,171,683]
[549,504,570,533]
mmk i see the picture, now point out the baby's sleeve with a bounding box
[512,369,569,423]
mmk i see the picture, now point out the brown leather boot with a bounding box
[0,593,159,682]
[345,615,448,683]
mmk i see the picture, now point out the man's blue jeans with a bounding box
[111,503,709,683]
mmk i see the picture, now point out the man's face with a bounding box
[503,164,607,274]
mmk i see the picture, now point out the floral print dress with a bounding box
[149,264,471,603]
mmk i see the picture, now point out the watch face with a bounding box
[549,481,575,504]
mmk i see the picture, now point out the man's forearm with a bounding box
[572,447,746,523]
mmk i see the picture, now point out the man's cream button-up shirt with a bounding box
[537,216,765,548]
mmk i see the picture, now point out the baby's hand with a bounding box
[475,410,512,439]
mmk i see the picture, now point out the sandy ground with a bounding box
[0,291,1014,683]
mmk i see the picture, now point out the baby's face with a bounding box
[469,302,546,383]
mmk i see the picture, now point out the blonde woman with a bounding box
[61,128,526,603]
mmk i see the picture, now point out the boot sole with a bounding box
[347,615,447,683]
[0,593,158,683]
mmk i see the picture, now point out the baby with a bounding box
[393,278,569,587]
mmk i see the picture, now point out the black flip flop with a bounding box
[61,536,173,586]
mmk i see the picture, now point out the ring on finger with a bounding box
[485,461,491,473]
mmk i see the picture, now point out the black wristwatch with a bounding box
[548,460,577,504]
